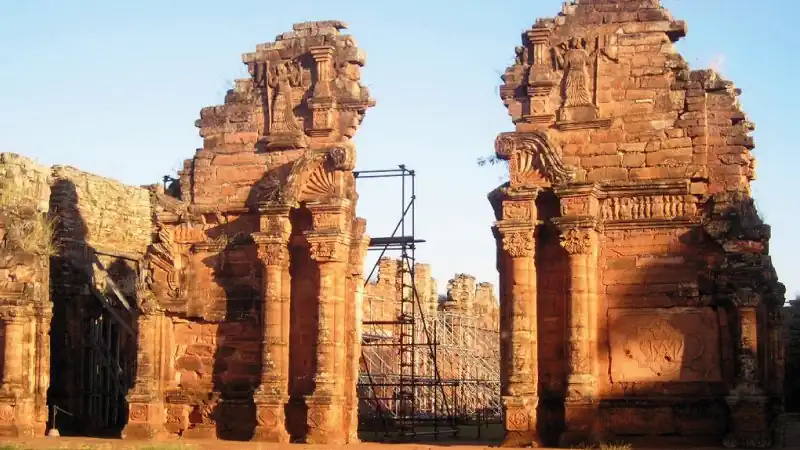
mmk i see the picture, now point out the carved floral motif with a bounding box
[502,230,534,258]
[560,228,594,255]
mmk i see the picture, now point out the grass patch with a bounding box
[573,443,632,450]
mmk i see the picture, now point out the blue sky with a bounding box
[1,0,796,298]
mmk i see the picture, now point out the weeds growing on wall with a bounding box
[0,177,56,256]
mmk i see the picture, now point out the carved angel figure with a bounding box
[268,61,303,133]
[555,38,593,108]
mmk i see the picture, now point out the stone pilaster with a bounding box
[122,309,166,440]
[555,221,601,446]
[0,307,36,437]
[495,189,541,448]
[724,290,772,448]
[252,208,292,443]
[305,200,352,445]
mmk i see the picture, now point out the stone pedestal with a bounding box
[121,396,166,440]
[122,311,166,440]
[305,395,346,445]
[253,394,289,443]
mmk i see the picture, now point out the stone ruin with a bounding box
[124,21,376,444]
[0,1,790,448]
[490,0,785,448]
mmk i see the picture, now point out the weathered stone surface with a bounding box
[490,0,784,447]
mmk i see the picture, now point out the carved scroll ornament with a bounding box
[495,131,575,187]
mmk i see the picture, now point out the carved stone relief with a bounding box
[608,308,722,383]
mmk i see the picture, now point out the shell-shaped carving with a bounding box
[301,166,336,199]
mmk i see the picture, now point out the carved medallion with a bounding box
[501,230,534,258]
[560,228,594,255]
[129,404,148,422]
[625,319,703,377]
[257,407,279,427]
[506,408,529,431]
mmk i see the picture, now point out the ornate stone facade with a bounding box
[120,21,374,444]
[490,1,784,447]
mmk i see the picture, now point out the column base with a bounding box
[0,395,38,437]
[723,394,773,449]
[305,394,347,445]
[502,395,542,447]
[121,400,166,440]
[252,396,289,443]
[121,422,166,440]
[558,400,602,448]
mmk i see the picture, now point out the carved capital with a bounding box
[308,239,346,262]
[500,229,535,258]
[559,227,596,256]
[257,244,289,268]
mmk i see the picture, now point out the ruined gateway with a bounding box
[0,0,787,448]
[489,0,785,448]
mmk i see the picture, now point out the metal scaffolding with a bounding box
[355,165,457,440]
[355,166,501,441]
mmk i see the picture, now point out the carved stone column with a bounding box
[305,201,351,445]
[724,289,771,448]
[495,189,541,448]
[122,309,166,440]
[554,221,601,447]
[252,209,292,443]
